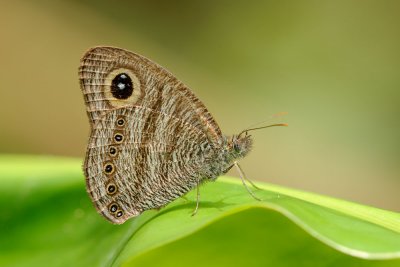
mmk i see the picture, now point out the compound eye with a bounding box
[233,143,240,152]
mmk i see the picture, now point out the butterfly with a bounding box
[79,46,286,224]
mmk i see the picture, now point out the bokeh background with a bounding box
[1,1,399,211]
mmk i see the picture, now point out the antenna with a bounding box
[241,111,288,131]
[239,123,288,136]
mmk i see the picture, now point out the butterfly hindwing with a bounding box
[85,106,217,223]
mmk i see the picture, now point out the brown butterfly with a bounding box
[79,46,285,224]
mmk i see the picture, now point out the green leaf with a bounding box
[1,155,399,267]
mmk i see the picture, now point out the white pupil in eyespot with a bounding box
[117,83,125,90]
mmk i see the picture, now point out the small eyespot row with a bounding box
[104,162,115,175]
[114,133,124,143]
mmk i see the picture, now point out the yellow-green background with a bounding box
[1,1,399,211]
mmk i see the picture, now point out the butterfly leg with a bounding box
[191,178,201,216]
[234,162,262,201]
[235,162,261,190]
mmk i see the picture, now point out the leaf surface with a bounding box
[0,155,399,267]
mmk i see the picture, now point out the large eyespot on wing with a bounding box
[78,47,144,124]
[103,68,142,108]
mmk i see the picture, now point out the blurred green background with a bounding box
[0,1,399,211]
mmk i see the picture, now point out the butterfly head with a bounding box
[228,122,288,161]
[229,132,253,159]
